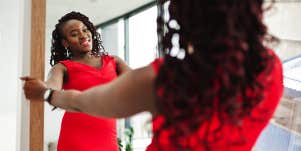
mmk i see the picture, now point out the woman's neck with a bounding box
[70,51,93,61]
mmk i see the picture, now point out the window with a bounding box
[98,19,125,59]
[127,6,158,151]
[254,2,301,151]
[98,5,158,151]
[128,6,158,68]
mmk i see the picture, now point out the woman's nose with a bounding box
[79,32,87,39]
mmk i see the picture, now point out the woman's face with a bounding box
[61,19,93,54]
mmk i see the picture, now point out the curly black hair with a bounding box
[154,0,277,150]
[50,11,106,66]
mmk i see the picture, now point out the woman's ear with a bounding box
[62,39,69,48]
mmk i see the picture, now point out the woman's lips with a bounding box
[81,39,91,47]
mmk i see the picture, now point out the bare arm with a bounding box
[113,55,132,75]
[45,63,66,90]
[21,63,66,103]
[50,64,158,118]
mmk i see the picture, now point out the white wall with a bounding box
[264,2,301,60]
[264,3,301,41]
[0,0,23,150]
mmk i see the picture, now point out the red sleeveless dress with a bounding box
[147,50,283,151]
[57,55,118,151]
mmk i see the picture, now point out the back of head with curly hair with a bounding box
[50,11,106,66]
[154,0,277,150]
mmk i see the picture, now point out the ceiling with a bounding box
[46,0,155,29]
[45,0,156,55]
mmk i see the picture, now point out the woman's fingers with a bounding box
[20,76,35,81]
[21,77,47,100]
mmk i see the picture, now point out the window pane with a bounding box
[129,6,158,69]
[99,20,125,59]
[128,6,158,151]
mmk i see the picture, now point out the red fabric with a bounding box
[147,50,283,151]
[57,55,118,151]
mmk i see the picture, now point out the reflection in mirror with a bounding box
[43,1,301,151]
[98,6,158,151]
[45,1,156,151]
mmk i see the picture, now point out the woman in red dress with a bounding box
[28,12,130,151]
[22,0,283,150]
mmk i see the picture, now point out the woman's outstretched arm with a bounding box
[22,64,158,118]
[21,63,65,100]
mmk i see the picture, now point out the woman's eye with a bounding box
[71,33,78,37]
[83,29,88,32]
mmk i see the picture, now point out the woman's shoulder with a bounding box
[109,55,120,62]
[52,62,67,70]
[57,60,72,67]
[266,48,282,78]
[151,58,164,74]
[101,54,116,63]
[48,62,67,75]
[256,48,283,115]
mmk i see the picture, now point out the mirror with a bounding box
[44,0,157,151]
[44,1,301,151]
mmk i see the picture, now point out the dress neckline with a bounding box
[68,56,104,71]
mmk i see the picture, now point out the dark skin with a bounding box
[21,20,157,117]
[21,19,131,104]
[21,64,158,117]
[60,19,130,74]
[21,20,197,117]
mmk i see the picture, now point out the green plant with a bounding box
[117,137,123,151]
[118,126,134,151]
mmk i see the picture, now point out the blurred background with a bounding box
[0,0,300,150]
